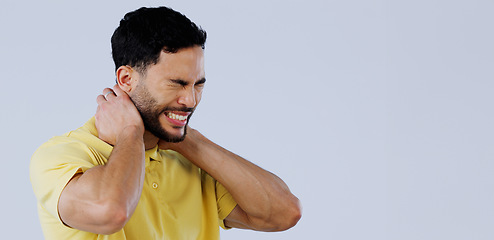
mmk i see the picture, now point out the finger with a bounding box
[101,87,114,95]
[101,88,115,100]
[104,91,116,100]
[96,94,107,104]
[112,84,125,96]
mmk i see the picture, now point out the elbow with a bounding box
[276,197,302,231]
[95,202,130,235]
[288,199,303,229]
[59,200,131,235]
[256,196,302,232]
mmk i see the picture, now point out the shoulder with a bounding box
[32,135,90,161]
[31,120,114,170]
[32,134,93,159]
[30,127,108,179]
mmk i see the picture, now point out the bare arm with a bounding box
[58,86,146,234]
[160,128,302,231]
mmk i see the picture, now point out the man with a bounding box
[30,6,301,239]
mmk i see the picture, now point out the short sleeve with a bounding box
[215,180,237,229]
[30,137,96,225]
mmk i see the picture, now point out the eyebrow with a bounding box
[170,78,206,86]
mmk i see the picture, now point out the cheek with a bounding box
[157,89,181,105]
[195,91,203,105]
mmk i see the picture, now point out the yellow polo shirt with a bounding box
[30,118,237,240]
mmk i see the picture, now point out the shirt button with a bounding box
[152,182,158,189]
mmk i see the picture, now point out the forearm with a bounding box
[175,130,301,230]
[59,127,145,234]
[93,127,146,213]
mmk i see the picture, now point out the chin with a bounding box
[164,135,186,143]
[159,126,186,143]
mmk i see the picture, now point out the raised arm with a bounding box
[160,128,302,232]
[58,86,146,234]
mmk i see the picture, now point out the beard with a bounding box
[130,83,194,143]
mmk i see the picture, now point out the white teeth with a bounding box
[167,112,188,121]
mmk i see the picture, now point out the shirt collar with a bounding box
[72,117,162,167]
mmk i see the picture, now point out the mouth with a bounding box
[164,111,191,127]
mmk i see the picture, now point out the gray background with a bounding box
[1,0,493,239]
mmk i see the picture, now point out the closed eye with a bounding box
[195,78,206,87]
[170,79,188,87]
[169,78,206,89]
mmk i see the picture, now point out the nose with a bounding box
[177,87,196,108]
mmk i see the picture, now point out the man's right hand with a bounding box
[59,84,147,235]
[95,84,144,145]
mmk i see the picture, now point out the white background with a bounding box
[1,0,493,239]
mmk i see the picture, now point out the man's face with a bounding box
[129,46,205,142]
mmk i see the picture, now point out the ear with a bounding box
[116,66,137,93]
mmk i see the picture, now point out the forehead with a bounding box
[147,46,205,81]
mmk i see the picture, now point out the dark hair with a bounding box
[111,6,207,73]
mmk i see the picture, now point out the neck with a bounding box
[143,130,160,150]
